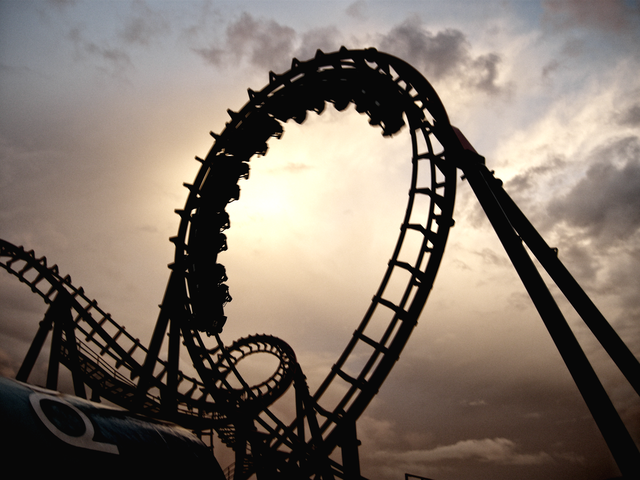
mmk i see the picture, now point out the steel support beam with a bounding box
[458,150,640,479]
[16,313,54,383]
[490,179,640,396]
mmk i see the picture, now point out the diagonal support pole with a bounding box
[489,178,640,396]
[17,311,54,383]
[60,302,87,399]
[457,147,640,479]
[136,271,182,413]
[293,370,337,480]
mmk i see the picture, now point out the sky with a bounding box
[1,1,639,479]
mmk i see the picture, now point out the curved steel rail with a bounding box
[4,46,638,479]
[0,238,300,450]
[160,47,458,474]
[207,334,298,407]
[2,48,461,478]
[0,239,215,424]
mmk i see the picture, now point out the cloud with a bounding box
[461,399,488,407]
[384,437,553,465]
[192,13,506,96]
[346,1,367,19]
[118,1,170,46]
[474,247,510,267]
[293,27,342,65]
[378,18,507,95]
[194,12,296,71]
[68,27,133,75]
[616,102,640,127]
[542,0,640,34]
[547,136,640,244]
[505,155,568,200]
[469,53,503,95]
[0,349,16,377]
[379,20,469,80]
[541,59,561,79]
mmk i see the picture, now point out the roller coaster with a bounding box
[1,48,639,479]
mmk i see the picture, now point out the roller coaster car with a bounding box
[0,377,226,480]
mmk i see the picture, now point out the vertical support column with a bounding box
[293,371,336,480]
[61,307,87,399]
[36,292,86,397]
[164,305,181,418]
[136,271,181,410]
[233,423,249,480]
[46,308,63,391]
[458,151,640,479]
[339,418,362,480]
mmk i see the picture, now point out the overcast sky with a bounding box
[1,1,639,479]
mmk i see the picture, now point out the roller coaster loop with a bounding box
[1,47,639,479]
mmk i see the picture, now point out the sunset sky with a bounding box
[1,1,639,479]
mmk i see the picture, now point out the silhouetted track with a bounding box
[2,48,459,479]
[3,46,638,479]
[0,239,228,430]
[156,47,457,477]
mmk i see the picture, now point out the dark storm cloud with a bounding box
[227,13,296,70]
[360,357,609,479]
[0,349,15,377]
[531,136,640,316]
[547,137,640,243]
[194,15,341,72]
[193,13,345,72]
[378,18,507,95]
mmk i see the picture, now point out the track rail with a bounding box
[161,47,458,474]
[2,48,460,478]
[0,239,225,429]
[3,46,637,479]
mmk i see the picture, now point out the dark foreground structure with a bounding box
[1,48,638,479]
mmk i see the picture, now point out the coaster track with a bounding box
[157,47,457,474]
[2,48,459,478]
[3,46,639,479]
[0,239,232,430]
